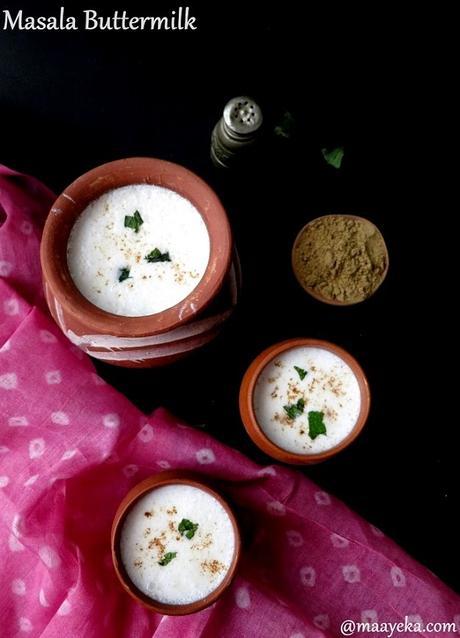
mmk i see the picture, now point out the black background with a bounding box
[0,1,456,592]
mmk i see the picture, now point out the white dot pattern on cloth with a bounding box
[3,298,19,315]
[195,448,215,464]
[313,614,330,630]
[314,491,331,506]
[103,413,120,428]
[0,372,18,390]
[0,445,10,454]
[39,545,61,569]
[286,530,304,547]
[342,565,361,583]
[137,423,154,442]
[45,370,62,385]
[51,411,70,425]
[331,533,350,548]
[300,566,316,587]
[24,474,39,486]
[39,588,50,607]
[361,609,378,623]
[267,501,286,516]
[257,466,276,477]
[8,416,29,426]
[12,579,26,595]
[18,617,33,633]
[57,599,72,616]
[122,464,138,478]
[235,586,251,609]
[0,260,13,276]
[390,565,406,587]
[0,476,10,487]
[39,330,57,343]
[8,533,25,552]
[20,220,33,235]
[156,460,171,469]
[61,449,77,461]
[29,438,45,459]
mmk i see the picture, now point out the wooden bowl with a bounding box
[291,214,389,306]
[239,338,371,464]
[40,158,235,367]
[111,471,241,615]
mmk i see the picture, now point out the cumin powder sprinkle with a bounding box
[292,216,388,303]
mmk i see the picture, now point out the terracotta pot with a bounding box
[292,214,389,306]
[111,470,241,615]
[40,158,237,367]
[239,338,371,464]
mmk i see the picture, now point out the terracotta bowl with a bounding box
[40,157,236,367]
[239,338,371,464]
[111,470,241,615]
[292,214,389,306]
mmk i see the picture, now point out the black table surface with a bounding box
[1,2,456,593]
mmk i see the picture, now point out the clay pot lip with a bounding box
[239,338,371,465]
[291,214,389,306]
[40,157,233,337]
[111,470,241,616]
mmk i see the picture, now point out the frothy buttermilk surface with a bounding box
[67,184,210,317]
[254,346,361,454]
[120,485,235,605]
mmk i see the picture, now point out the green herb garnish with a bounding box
[274,111,295,139]
[308,411,327,440]
[118,267,131,282]
[321,146,344,169]
[145,248,171,263]
[124,210,143,233]
[178,518,199,539]
[283,398,305,420]
[158,551,177,566]
[294,366,308,380]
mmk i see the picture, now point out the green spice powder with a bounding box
[292,216,388,303]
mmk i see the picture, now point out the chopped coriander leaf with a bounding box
[321,146,344,169]
[118,267,131,282]
[158,551,177,566]
[294,366,308,380]
[308,411,327,440]
[283,397,305,420]
[124,210,144,233]
[178,518,199,539]
[145,248,171,263]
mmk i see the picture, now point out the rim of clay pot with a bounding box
[239,338,371,465]
[111,470,241,616]
[291,214,389,306]
[40,158,232,337]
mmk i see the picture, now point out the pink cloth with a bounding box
[0,164,458,638]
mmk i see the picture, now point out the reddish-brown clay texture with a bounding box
[40,158,234,367]
[111,471,241,615]
[239,338,371,464]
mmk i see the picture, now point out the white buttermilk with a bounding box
[120,485,235,605]
[253,346,361,454]
[67,184,210,317]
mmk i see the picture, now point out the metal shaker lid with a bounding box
[223,96,263,137]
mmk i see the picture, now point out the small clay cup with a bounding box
[292,214,389,306]
[40,157,234,367]
[239,338,371,464]
[111,471,241,615]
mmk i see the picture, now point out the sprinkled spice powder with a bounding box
[292,215,388,304]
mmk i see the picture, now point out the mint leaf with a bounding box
[158,551,177,566]
[145,248,171,263]
[283,398,305,420]
[294,366,308,380]
[321,146,344,169]
[118,267,131,282]
[308,411,327,440]
[124,210,143,233]
[178,518,199,540]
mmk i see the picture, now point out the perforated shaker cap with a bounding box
[223,96,263,137]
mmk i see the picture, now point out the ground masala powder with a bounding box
[292,215,388,303]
